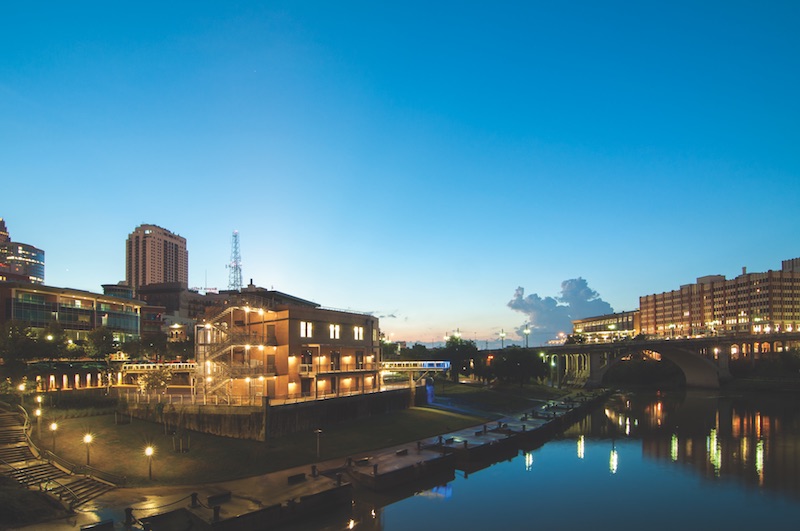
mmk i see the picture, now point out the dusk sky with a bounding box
[2,2,799,348]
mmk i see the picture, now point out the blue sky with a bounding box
[2,1,799,347]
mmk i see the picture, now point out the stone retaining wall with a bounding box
[124,386,428,441]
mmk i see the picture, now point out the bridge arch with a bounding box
[646,346,723,388]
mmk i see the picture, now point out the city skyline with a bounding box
[2,2,799,347]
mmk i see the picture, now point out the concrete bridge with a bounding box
[513,332,800,389]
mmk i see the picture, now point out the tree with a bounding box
[137,366,172,393]
[492,347,547,387]
[167,338,194,361]
[39,322,68,360]
[144,333,168,362]
[401,343,430,360]
[441,336,479,382]
[380,339,399,359]
[0,321,37,379]
[87,326,116,360]
[0,321,37,360]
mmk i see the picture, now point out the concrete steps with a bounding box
[0,405,117,508]
[0,444,35,464]
[49,476,116,507]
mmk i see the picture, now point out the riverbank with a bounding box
[2,382,573,528]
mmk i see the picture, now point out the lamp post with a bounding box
[315,429,323,460]
[83,434,93,466]
[17,383,25,407]
[50,422,58,452]
[499,329,506,349]
[523,326,530,349]
[34,408,42,439]
[145,446,154,480]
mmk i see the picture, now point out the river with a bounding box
[288,389,800,530]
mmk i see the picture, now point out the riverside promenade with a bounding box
[10,389,609,530]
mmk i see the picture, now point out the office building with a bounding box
[0,282,143,344]
[0,217,45,284]
[572,310,640,342]
[640,258,800,337]
[125,224,188,296]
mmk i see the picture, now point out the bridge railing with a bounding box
[381,361,451,371]
[121,362,197,372]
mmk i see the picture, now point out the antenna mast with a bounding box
[227,230,243,291]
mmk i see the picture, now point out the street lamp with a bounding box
[499,329,506,348]
[314,429,323,460]
[50,422,58,452]
[17,383,25,406]
[34,408,42,438]
[145,446,154,480]
[523,326,531,348]
[83,434,93,466]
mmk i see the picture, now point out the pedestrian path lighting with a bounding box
[34,408,42,438]
[50,422,58,452]
[524,326,530,348]
[315,429,323,459]
[145,446,155,480]
[83,434,93,466]
[17,383,25,406]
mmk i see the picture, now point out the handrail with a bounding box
[381,360,451,371]
[42,477,82,509]
[121,362,197,372]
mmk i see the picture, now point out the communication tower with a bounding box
[227,230,243,291]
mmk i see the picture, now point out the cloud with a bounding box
[507,278,613,345]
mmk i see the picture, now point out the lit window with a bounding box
[300,321,313,338]
[354,326,364,340]
[329,324,340,339]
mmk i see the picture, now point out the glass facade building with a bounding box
[0,283,142,343]
[0,217,45,284]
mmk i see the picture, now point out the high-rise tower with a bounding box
[125,224,188,296]
[0,217,45,284]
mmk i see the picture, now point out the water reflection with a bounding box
[569,390,800,499]
[282,390,800,530]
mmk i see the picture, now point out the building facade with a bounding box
[125,224,188,296]
[0,217,45,284]
[195,283,380,402]
[640,258,800,338]
[0,282,143,343]
[572,310,640,342]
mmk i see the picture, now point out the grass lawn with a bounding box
[30,406,486,486]
[434,379,570,414]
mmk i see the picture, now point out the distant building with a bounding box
[640,259,800,337]
[125,224,188,296]
[0,282,143,344]
[572,310,640,342]
[0,217,45,284]
[135,282,220,321]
